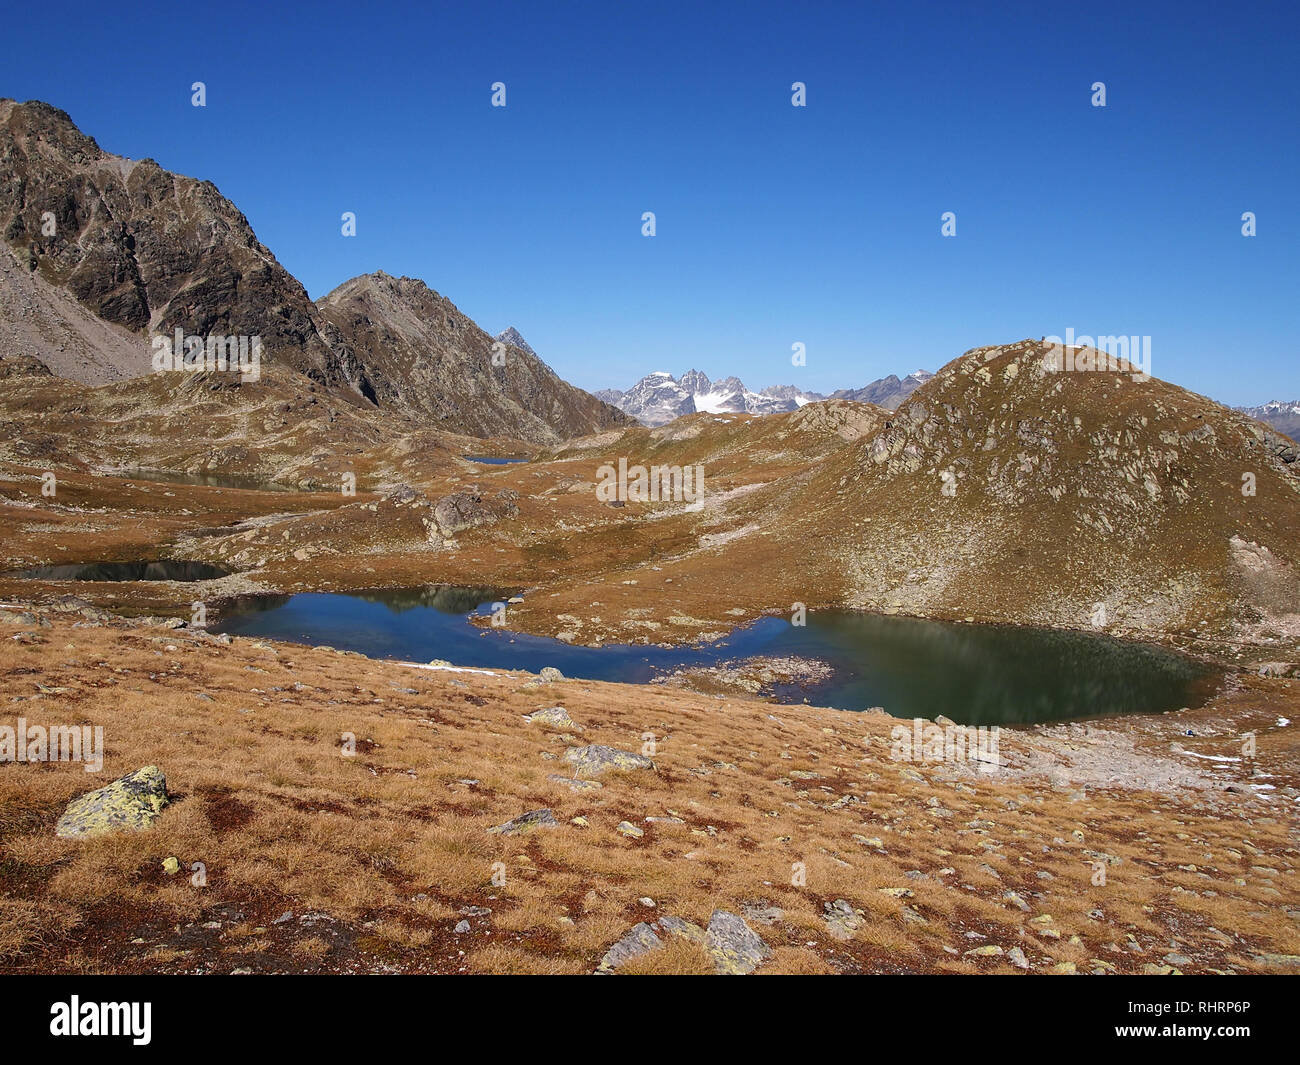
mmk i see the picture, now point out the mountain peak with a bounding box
[496,327,536,358]
[317,285,629,442]
[1236,399,1300,440]
[600,366,935,425]
[600,369,823,425]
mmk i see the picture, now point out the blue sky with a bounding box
[5,0,1297,402]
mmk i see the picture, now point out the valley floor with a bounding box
[1,606,1297,974]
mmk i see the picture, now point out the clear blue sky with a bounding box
[5,0,1297,402]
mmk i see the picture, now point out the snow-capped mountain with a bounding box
[599,369,934,426]
[1236,400,1300,439]
[598,370,823,426]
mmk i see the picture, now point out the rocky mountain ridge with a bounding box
[0,98,625,443]
[317,277,631,443]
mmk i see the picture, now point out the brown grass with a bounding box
[0,613,1296,974]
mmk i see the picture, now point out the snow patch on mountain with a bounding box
[600,368,936,426]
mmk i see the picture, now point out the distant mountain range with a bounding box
[1236,401,1300,440]
[596,369,935,426]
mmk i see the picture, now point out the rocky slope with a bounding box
[0,242,151,383]
[317,274,631,443]
[780,340,1300,641]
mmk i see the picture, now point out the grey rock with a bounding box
[562,744,655,777]
[595,922,663,974]
[705,910,771,974]
[486,808,558,835]
[822,898,863,942]
[55,765,169,839]
[547,774,603,791]
[525,706,578,730]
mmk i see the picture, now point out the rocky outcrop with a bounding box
[422,488,520,545]
[595,910,770,974]
[55,765,169,839]
[486,808,558,835]
[494,327,535,357]
[823,898,864,941]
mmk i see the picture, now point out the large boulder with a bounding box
[704,910,771,974]
[431,489,521,537]
[55,765,169,839]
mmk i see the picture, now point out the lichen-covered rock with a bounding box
[547,774,602,791]
[432,492,500,535]
[704,911,770,974]
[657,915,706,943]
[562,744,654,777]
[595,922,662,974]
[525,706,578,730]
[486,808,558,835]
[55,765,169,839]
[594,911,769,975]
[538,666,565,683]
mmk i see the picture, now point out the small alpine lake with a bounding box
[210,586,1220,726]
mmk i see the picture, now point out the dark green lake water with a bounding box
[211,587,1219,725]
